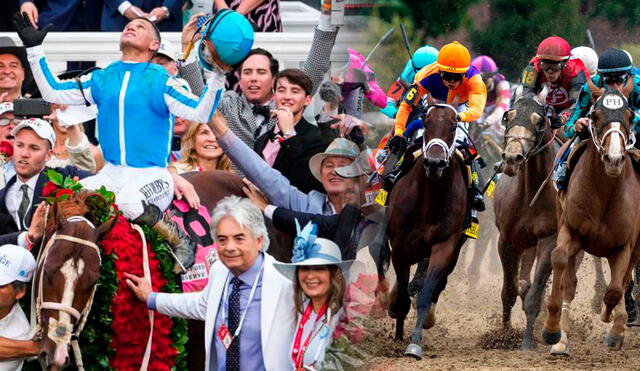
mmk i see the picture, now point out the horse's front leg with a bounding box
[497,236,519,330]
[389,245,412,341]
[543,225,581,345]
[603,244,632,350]
[549,252,578,355]
[521,234,554,350]
[405,236,458,359]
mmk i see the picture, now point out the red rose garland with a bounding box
[102,217,178,370]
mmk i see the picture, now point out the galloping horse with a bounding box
[387,104,468,358]
[543,89,640,352]
[34,191,114,370]
[494,91,560,349]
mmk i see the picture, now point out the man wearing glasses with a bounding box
[382,41,487,212]
[554,48,640,191]
[521,36,590,129]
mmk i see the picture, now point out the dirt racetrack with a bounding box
[353,241,640,371]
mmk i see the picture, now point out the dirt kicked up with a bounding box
[355,246,640,370]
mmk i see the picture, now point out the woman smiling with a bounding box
[170,113,232,174]
[274,222,352,370]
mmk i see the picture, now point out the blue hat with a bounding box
[199,10,254,68]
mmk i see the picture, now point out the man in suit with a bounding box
[0,37,31,102]
[254,69,328,193]
[101,0,183,32]
[126,196,296,371]
[0,118,91,247]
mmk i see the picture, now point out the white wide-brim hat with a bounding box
[308,138,360,182]
[274,237,354,281]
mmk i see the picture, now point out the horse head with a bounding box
[421,104,458,179]
[501,90,550,176]
[36,192,115,370]
[589,88,635,177]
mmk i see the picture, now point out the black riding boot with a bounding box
[134,201,197,273]
[470,160,486,212]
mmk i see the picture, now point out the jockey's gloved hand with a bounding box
[550,116,563,129]
[388,134,407,154]
[13,12,51,47]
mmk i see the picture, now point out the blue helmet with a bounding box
[198,10,254,69]
[399,45,439,83]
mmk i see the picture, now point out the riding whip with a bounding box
[528,135,578,207]
[399,23,419,74]
[361,26,395,69]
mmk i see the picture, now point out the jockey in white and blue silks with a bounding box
[20,17,225,220]
[13,12,235,270]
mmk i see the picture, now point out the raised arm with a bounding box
[164,72,225,123]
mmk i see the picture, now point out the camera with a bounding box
[13,99,51,118]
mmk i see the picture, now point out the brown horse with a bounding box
[494,93,560,350]
[34,192,114,370]
[387,104,468,358]
[543,89,640,352]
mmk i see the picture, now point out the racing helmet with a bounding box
[571,46,598,78]
[536,36,571,62]
[471,55,498,73]
[437,41,471,73]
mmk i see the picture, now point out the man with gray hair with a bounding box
[126,196,296,371]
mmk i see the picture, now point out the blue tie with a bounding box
[226,277,242,371]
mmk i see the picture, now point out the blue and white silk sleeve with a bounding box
[26,46,95,105]
[164,70,225,123]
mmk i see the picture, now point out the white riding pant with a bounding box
[454,122,470,148]
[80,163,174,220]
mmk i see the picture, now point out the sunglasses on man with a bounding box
[440,71,464,82]
[603,73,629,86]
[539,60,565,73]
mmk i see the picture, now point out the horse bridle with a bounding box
[35,215,100,371]
[503,102,554,161]
[422,104,458,167]
[587,96,636,155]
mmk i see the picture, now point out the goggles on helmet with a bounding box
[440,71,465,82]
[602,72,630,86]
[539,59,565,72]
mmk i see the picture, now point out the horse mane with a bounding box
[44,191,106,237]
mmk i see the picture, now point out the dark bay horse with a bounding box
[35,192,114,370]
[387,104,468,358]
[494,93,560,350]
[543,90,640,352]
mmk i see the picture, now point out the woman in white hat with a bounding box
[274,222,352,371]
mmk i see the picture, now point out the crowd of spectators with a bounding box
[0,0,385,370]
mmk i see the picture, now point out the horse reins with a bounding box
[34,216,101,371]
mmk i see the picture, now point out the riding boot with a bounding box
[133,201,197,273]
[470,160,486,212]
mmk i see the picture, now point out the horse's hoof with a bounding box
[404,343,423,359]
[542,329,561,345]
[550,341,570,356]
[606,334,624,350]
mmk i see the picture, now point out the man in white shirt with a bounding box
[0,243,38,369]
[0,118,91,247]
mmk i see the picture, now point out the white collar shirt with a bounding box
[6,174,39,230]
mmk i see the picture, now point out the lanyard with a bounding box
[291,302,330,368]
[219,260,264,339]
